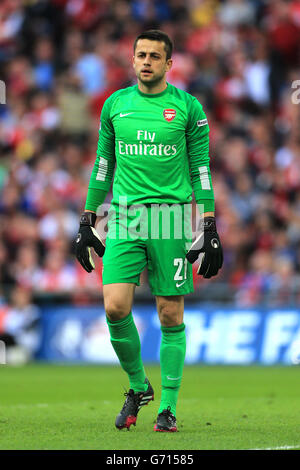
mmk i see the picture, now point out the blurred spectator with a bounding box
[230,172,259,223]
[57,72,91,136]
[33,37,55,91]
[0,239,15,298]
[11,243,40,289]
[0,285,40,364]
[74,45,107,96]
[218,0,256,27]
[6,56,34,97]
[244,36,271,106]
[234,249,274,306]
[131,0,171,24]
[34,249,77,293]
[0,0,24,60]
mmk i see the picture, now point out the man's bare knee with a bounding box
[157,303,183,327]
[159,310,176,326]
[103,283,135,321]
[105,300,131,321]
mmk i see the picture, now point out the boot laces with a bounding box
[120,389,140,415]
[160,406,174,423]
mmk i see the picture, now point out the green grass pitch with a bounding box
[0,364,300,450]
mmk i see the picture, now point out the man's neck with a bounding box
[137,80,168,95]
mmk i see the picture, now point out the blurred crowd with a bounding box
[1,0,300,322]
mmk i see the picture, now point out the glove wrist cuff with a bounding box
[202,216,216,232]
[80,212,96,227]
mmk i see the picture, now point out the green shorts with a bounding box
[102,203,194,296]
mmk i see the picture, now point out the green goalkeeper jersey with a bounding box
[88,83,214,208]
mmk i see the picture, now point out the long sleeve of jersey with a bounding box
[86,96,116,204]
[186,97,215,214]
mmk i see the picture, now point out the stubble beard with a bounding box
[137,70,166,89]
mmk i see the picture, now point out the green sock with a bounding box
[159,323,186,417]
[106,312,147,393]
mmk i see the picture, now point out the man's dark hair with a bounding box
[133,30,173,60]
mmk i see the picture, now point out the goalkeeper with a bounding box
[75,30,223,432]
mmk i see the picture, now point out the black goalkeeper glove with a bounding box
[186,216,223,279]
[75,212,105,273]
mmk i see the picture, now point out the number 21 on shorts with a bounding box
[173,258,188,287]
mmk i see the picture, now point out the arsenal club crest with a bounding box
[163,109,176,122]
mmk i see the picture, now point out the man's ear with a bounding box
[166,58,173,72]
